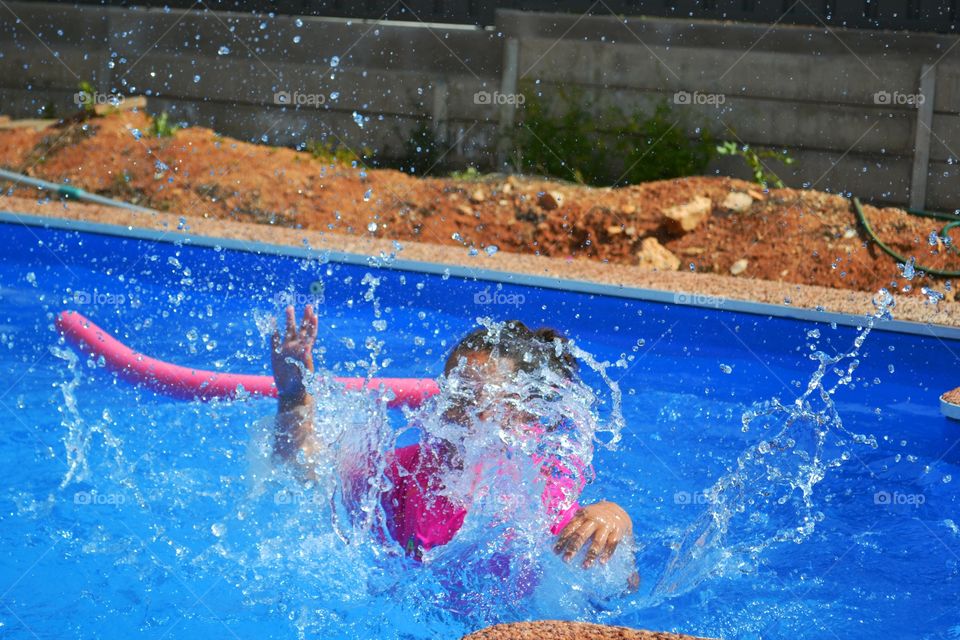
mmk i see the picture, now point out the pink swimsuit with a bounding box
[381,444,587,558]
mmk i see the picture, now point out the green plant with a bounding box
[148,111,178,138]
[512,86,713,187]
[716,141,795,189]
[449,166,482,181]
[619,103,714,184]
[76,80,96,115]
[305,139,365,165]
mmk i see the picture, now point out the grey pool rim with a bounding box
[4,209,960,341]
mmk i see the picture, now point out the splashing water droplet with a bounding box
[719,364,733,374]
[363,189,372,202]
[193,75,201,83]
[352,111,364,128]
[217,45,231,56]
[922,286,945,305]
[330,55,340,68]
[898,257,917,280]
[367,222,377,232]
[293,35,302,44]
[485,245,499,256]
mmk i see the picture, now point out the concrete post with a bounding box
[432,78,449,145]
[496,38,520,170]
[910,64,936,210]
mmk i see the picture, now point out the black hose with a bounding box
[851,196,960,278]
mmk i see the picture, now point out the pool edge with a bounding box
[4,209,959,341]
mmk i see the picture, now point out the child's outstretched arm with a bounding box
[272,305,319,469]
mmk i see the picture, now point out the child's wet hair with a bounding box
[443,320,578,380]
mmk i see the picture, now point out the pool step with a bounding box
[941,387,960,420]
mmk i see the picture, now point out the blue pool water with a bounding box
[0,219,958,639]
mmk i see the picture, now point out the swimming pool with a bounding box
[0,214,957,639]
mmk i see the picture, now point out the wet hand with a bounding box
[271,305,318,400]
[554,501,633,569]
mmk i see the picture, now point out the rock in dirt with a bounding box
[637,237,681,271]
[469,189,486,204]
[720,191,753,213]
[538,190,564,211]
[662,196,712,233]
[730,258,749,275]
[462,621,708,640]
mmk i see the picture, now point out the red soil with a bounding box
[1,110,955,298]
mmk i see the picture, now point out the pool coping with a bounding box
[5,208,960,341]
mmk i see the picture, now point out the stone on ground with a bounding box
[637,237,681,271]
[662,196,712,233]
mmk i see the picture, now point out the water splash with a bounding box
[652,290,893,598]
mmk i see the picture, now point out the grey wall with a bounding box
[1,2,958,209]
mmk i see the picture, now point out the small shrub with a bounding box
[148,111,178,138]
[512,86,714,187]
[76,80,96,116]
[306,139,364,165]
[716,141,795,189]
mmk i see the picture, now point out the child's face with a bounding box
[447,351,537,436]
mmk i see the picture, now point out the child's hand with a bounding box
[554,500,632,568]
[271,305,318,401]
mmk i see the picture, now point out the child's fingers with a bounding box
[270,330,281,353]
[302,305,318,342]
[554,516,584,553]
[284,305,297,341]
[583,527,610,568]
[557,510,585,540]
[599,534,622,565]
[561,521,598,561]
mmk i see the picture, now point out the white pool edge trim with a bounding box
[4,209,960,341]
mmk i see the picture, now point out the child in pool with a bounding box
[271,305,636,578]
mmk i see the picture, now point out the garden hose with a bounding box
[851,196,960,278]
[0,167,159,215]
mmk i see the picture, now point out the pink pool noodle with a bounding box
[55,310,439,408]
